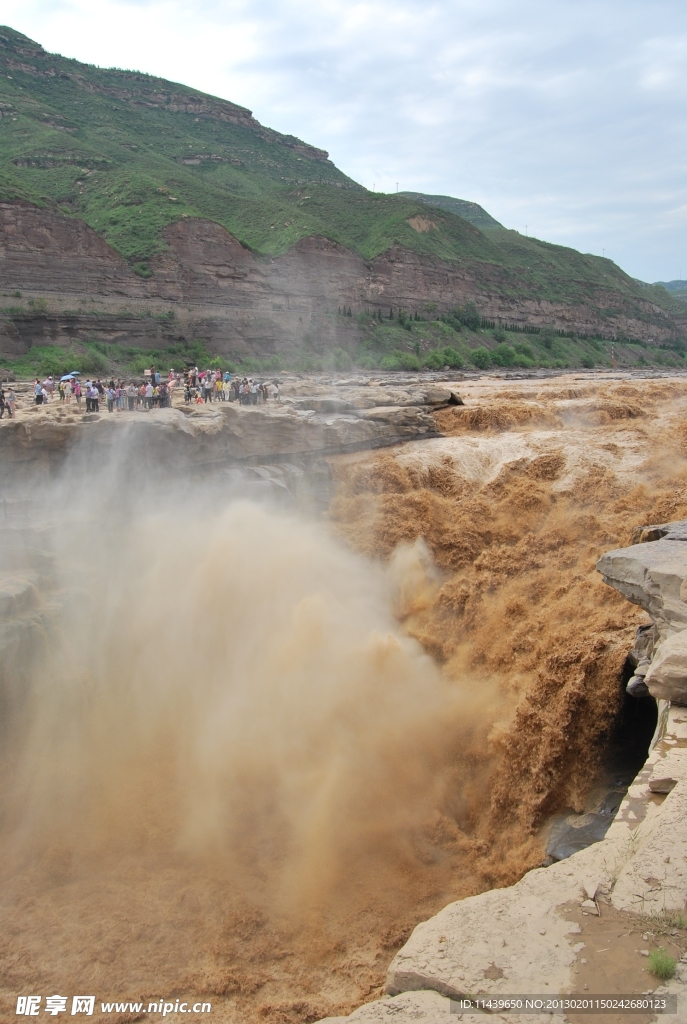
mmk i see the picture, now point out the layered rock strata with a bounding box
[1,203,681,361]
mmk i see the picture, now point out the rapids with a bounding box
[1,372,687,1023]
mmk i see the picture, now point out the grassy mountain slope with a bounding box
[655,281,687,303]
[399,192,503,230]
[0,25,685,327]
[0,26,492,266]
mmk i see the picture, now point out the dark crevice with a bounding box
[544,660,658,863]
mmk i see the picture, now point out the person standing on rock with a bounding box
[34,380,43,406]
[73,381,82,408]
[5,387,15,418]
[65,379,72,404]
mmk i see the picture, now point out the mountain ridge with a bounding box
[1,24,686,374]
[398,192,503,231]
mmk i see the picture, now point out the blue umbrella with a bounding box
[60,374,75,381]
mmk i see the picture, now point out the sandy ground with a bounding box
[2,371,687,1024]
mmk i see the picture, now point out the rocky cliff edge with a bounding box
[316,523,687,1023]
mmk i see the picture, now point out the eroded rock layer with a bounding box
[1,203,683,360]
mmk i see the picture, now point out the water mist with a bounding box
[0,453,502,1011]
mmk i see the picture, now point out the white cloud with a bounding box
[2,0,687,280]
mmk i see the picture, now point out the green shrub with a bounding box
[380,351,420,371]
[648,948,676,980]
[581,356,595,368]
[471,347,491,370]
[514,341,535,359]
[28,297,48,313]
[493,327,507,344]
[491,343,516,367]
[79,350,109,375]
[133,262,153,279]
[36,353,72,378]
[399,352,421,370]
[423,346,463,370]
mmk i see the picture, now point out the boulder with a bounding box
[626,674,650,698]
[596,538,687,637]
[645,630,687,704]
[631,519,687,544]
[648,747,687,793]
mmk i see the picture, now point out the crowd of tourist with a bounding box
[0,366,281,419]
[184,370,279,405]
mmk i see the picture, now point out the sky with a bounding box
[2,0,686,283]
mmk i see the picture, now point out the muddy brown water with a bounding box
[2,374,687,1023]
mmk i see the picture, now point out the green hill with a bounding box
[0,25,493,267]
[654,281,687,303]
[0,24,685,331]
[398,192,503,230]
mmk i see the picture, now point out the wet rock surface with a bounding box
[0,378,456,477]
[598,521,687,703]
